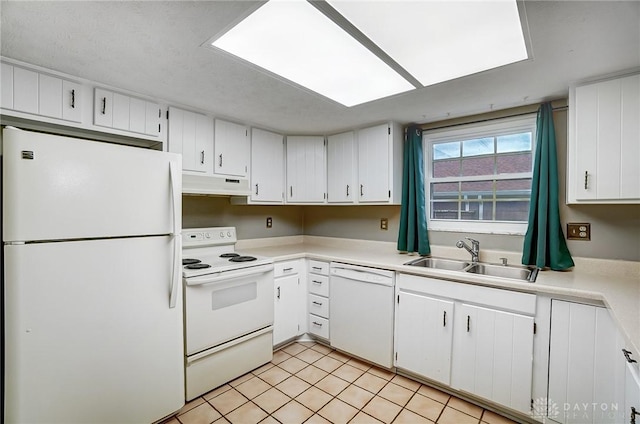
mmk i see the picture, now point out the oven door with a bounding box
[184,263,274,356]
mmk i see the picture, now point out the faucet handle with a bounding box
[465,237,480,246]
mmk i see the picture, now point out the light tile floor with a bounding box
[165,341,521,424]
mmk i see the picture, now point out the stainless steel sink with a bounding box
[464,263,538,282]
[405,257,538,282]
[404,257,471,271]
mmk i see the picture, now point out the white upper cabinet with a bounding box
[94,87,161,137]
[251,128,284,203]
[214,119,249,177]
[1,63,82,123]
[568,73,640,203]
[168,107,213,174]
[357,123,403,204]
[286,135,326,203]
[327,131,356,203]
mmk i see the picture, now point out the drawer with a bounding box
[308,315,329,340]
[308,274,329,297]
[308,260,329,276]
[274,260,300,278]
[308,294,329,319]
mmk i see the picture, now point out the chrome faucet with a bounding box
[456,237,480,263]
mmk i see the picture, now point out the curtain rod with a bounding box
[417,101,568,133]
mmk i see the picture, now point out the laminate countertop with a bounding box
[239,235,640,359]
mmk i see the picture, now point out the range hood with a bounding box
[182,173,250,196]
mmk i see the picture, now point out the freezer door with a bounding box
[2,127,182,242]
[4,237,185,424]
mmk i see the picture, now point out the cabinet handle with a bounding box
[443,311,446,327]
[219,154,223,167]
[277,286,281,299]
[200,150,205,165]
[312,266,322,271]
[312,321,323,327]
[584,171,589,189]
[623,349,637,363]
[360,184,364,196]
[312,280,322,284]
[467,315,470,332]
[255,184,259,195]
[283,267,293,272]
[71,89,75,108]
[346,184,350,196]
[632,407,640,424]
[312,301,323,306]
[290,186,293,198]
[101,97,106,115]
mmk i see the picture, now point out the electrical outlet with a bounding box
[380,218,388,230]
[266,217,273,228]
[567,223,590,240]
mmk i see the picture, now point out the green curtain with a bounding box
[397,126,430,255]
[522,103,574,270]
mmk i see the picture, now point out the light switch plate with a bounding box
[567,223,590,240]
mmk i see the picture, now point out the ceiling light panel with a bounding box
[327,0,529,87]
[211,0,415,107]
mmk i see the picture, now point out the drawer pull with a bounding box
[312,280,323,284]
[312,321,323,327]
[312,301,323,306]
[312,267,322,271]
[623,349,637,363]
[282,267,293,272]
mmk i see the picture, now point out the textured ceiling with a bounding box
[1,1,639,134]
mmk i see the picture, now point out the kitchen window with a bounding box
[424,115,536,234]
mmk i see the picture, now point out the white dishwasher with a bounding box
[329,263,395,368]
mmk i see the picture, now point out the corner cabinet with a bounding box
[395,274,536,415]
[286,136,326,203]
[567,73,640,203]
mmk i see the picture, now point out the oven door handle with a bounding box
[186,263,274,286]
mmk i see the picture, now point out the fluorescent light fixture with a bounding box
[211,0,415,107]
[210,0,528,107]
[327,0,529,87]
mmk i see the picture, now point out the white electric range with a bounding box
[182,227,274,400]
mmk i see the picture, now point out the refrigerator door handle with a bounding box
[169,160,180,236]
[170,235,181,309]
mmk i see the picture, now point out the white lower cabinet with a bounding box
[273,260,303,346]
[395,274,536,415]
[395,291,454,385]
[451,304,534,413]
[548,300,626,424]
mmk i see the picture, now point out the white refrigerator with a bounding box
[2,127,185,423]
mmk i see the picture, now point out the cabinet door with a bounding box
[214,119,249,177]
[61,80,82,122]
[145,101,161,136]
[327,131,356,203]
[13,67,38,114]
[395,291,454,385]
[574,74,640,201]
[1,63,14,109]
[38,74,63,119]
[286,136,326,203]
[274,274,299,346]
[251,128,284,203]
[452,303,534,413]
[358,124,390,202]
[112,92,131,130]
[168,107,212,174]
[94,88,113,127]
[548,301,624,424]
[625,360,640,424]
[128,97,146,134]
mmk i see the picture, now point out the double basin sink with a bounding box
[404,257,539,282]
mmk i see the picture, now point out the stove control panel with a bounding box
[182,227,237,247]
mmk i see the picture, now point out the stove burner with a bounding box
[220,253,240,258]
[185,263,211,269]
[229,256,257,263]
[183,258,201,265]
